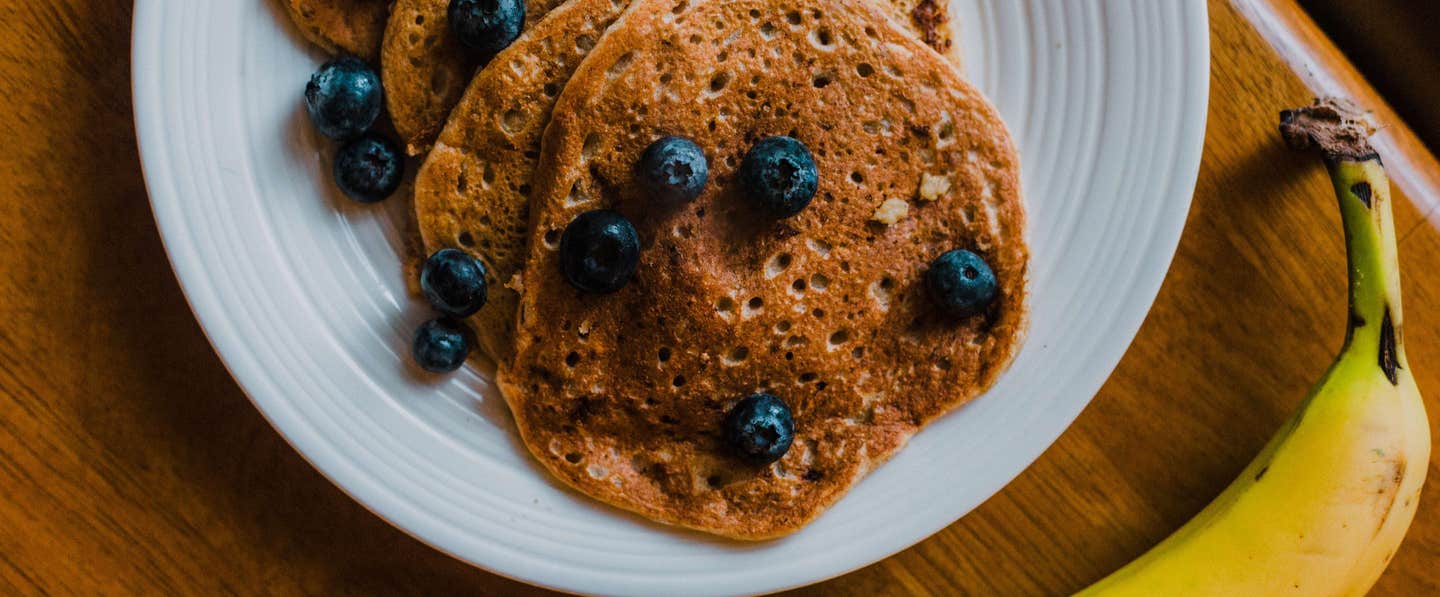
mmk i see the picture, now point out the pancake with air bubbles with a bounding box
[411,0,964,361]
[386,0,960,156]
[499,0,1028,539]
[381,0,573,155]
[413,0,634,362]
[283,0,390,59]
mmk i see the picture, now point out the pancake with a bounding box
[382,0,570,155]
[499,0,1028,539]
[386,0,960,156]
[413,0,633,361]
[283,0,390,59]
[412,0,963,360]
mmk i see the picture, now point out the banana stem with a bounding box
[1331,159,1405,374]
[1281,99,1406,381]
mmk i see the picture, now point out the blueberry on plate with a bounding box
[559,209,641,294]
[925,249,998,318]
[304,56,383,141]
[636,136,709,203]
[412,318,471,373]
[333,132,404,203]
[738,135,818,218]
[448,0,526,59]
[723,393,795,465]
[421,249,489,317]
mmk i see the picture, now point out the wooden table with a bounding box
[1,0,1436,594]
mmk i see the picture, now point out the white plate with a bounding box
[132,1,1207,594]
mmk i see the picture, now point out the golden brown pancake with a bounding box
[381,0,570,155]
[412,0,963,361]
[413,0,633,361]
[499,0,1028,539]
[388,0,960,156]
[283,0,390,59]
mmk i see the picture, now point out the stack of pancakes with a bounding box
[285,0,1027,539]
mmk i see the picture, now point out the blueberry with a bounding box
[421,249,489,317]
[636,136,709,203]
[333,132,404,203]
[305,56,384,141]
[448,0,526,58]
[723,393,795,465]
[412,318,471,373]
[559,210,641,294]
[738,136,818,218]
[925,249,999,318]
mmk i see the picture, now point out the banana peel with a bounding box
[1077,99,1429,596]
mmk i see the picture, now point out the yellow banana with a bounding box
[1077,99,1429,596]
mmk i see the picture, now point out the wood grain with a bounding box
[0,0,1436,594]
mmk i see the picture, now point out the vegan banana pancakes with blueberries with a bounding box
[498,0,1027,539]
[289,0,1028,539]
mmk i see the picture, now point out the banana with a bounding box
[1077,99,1430,596]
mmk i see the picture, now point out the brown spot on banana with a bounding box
[1380,307,1399,385]
[1351,181,1373,208]
[1369,456,1407,541]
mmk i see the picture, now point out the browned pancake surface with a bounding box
[387,0,957,156]
[382,0,570,155]
[284,0,390,59]
[499,0,1027,539]
[414,0,632,361]
[412,0,961,358]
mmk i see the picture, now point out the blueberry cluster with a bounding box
[306,58,475,372]
[556,134,818,298]
[411,249,490,373]
[310,4,533,373]
[304,57,403,204]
